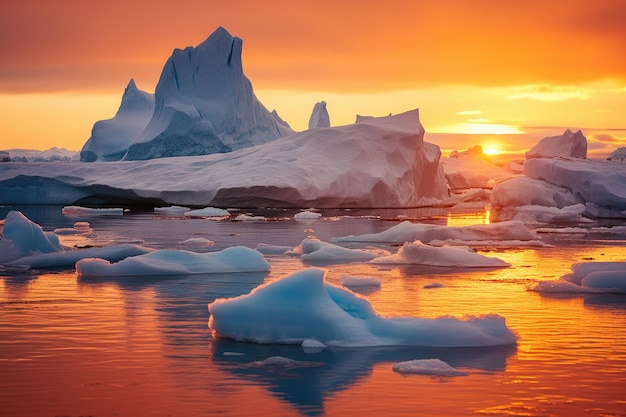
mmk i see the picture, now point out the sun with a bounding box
[482,145,501,156]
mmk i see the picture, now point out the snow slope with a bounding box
[80,79,155,162]
[0,109,448,208]
[122,27,293,160]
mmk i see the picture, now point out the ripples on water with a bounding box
[1,206,626,416]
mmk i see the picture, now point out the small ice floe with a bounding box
[423,282,444,289]
[178,237,215,247]
[233,214,266,222]
[54,221,95,236]
[241,356,324,369]
[532,262,626,294]
[294,210,322,221]
[301,339,327,350]
[333,220,537,244]
[255,243,293,255]
[76,246,269,277]
[154,206,191,215]
[296,238,384,263]
[371,241,509,268]
[209,268,518,348]
[340,274,382,288]
[184,207,230,218]
[392,359,467,376]
[62,206,124,216]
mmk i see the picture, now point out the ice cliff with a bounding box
[122,26,293,160]
[0,109,448,208]
[308,101,330,129]
[80,79,155,162]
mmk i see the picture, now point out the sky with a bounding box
[0,0,625,156]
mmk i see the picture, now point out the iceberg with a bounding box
[607,147,626,162]
[76,246,270,277]
[294,238,385,263]
[308,101,330,129]
[80,79,155,162]
[122,27,293,160]
[392,358,467,376]
[0,109,448,208]
[209,268,518,347]
[533,262,626,294]
[525,129,587,159]
[1,147,79,162]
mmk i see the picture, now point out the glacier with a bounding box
[0,109,448,208]
[122,26,293,160]
[80,79,155,162]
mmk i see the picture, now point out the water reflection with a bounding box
[210,339,516,416]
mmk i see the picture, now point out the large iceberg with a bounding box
[0,109,448,208]
[80,79,155,162]
[308,101,330,129]
[209,268,518,347]
[525,129,587,160]
[122,27,293,160]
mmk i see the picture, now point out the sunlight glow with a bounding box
[482,145,501,156]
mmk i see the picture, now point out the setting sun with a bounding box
[482,144,502,155]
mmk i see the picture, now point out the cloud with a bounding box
[506,85,596,101]
[455,110,482,116]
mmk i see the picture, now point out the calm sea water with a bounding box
[1,205,626,417]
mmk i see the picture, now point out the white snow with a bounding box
[308,101,330,129]
[80,79,155,162]
[76,246,269,277]
[0,109,448,208]
[122,27,292,160]
[392,358,467,376]
[525,129,587,159]
[340,274,382,288]
[533,262,626,294]
[0,210,152,269]
[208,268,518,347]
[371,241,510,268]
[333,220,537,244]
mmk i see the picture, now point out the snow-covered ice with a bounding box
[295,238,385,263]
[255,243,293,255]
[371,241,510,268]
[340,274,382,288]
[1,147,79,162]
[607,147,626,162]
[178,237,215,247]
[294,210,322,221]
[184,207,230,218]
[209,268,518,347]
[76,246,269,277]
[392,358,467,376]
[333,220,537,244]
[0,109,448,208]
[525,129,587,159]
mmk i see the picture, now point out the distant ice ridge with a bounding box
[80,79,155,162]
[0,109,448,208]
[208,268,518,347]
[525,129,587,160]
[122,27,293,160]
[1,147,79,162]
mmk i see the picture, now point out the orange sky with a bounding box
[0,0,625,155]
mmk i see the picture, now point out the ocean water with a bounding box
[1,205,626,417]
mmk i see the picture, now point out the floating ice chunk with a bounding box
[242,356,324,369]
[392,358,467,376]
[184,207,230,218]
[54,221,95,236]
[512,204,592,225]
[297,238,383,263]
[178,237,215,246]
[340,274,382,288]
[0,211,62,264]
[294,210,322,221]
[333,220,536,244]
[6,244,153,270]
[62,206,124,216]
[209,268,518,347]
[233,214,266,222]
[255,243,293,255]
[301,339,327,349]
[76,246,269,277]
[371,241,509,268]
[532,262,626,294]
[154,206,191,215]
